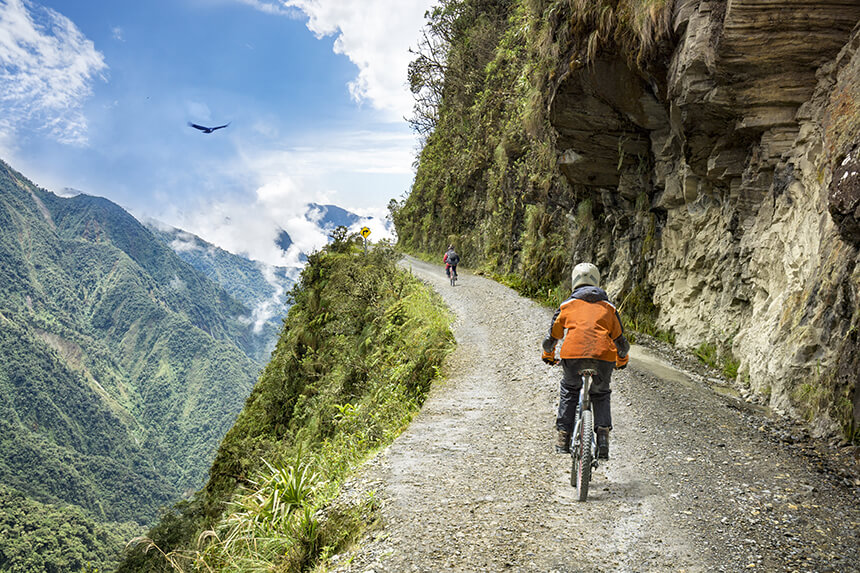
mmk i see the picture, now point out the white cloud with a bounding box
[247,262,290,332]
[165,177,327,268]
[236,129,417,188]
[169,232,201,253]
[349,215,393,242]
[168,275,187,292]
[111,26,124,41]
[58,187,82,197]
[283,0,434,120]
[234,0,301,17]
[165,168,394,269]
[0,0,107,145]
[231,0,434,118]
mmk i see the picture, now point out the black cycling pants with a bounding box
[556,358,614,432]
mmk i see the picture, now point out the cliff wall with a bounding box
[395,0,860,438]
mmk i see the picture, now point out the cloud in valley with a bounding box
[167,175,329,268]
[0,0,107,146]
[165,164,395,271]
[246,262,292,333]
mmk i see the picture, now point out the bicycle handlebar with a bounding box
[543,359,627,371]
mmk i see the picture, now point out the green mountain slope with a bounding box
[146,224,296,362]
[0,159,265,570]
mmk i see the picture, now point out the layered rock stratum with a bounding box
[549,1,860,436]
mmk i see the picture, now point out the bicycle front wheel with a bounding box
[573,409,593,501]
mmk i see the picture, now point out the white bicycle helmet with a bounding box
[571,262,600,290]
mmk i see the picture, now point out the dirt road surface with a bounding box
[330,257,859,573]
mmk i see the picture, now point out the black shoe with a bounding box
[596,427,610,460]
[555,430,570,454]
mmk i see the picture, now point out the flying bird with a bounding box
[188,121,230,134]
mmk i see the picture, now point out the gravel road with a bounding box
[329,257,859,573]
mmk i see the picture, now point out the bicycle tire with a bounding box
[574,409,593,501]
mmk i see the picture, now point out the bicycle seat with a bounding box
[579,369,597,375]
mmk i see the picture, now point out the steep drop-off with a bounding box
[394,0,860,439]
[118,240,454,572]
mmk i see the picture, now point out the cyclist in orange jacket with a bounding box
[542,262,629,459]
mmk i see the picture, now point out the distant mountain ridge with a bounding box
[308,202,362,229]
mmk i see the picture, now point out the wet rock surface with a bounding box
[329,258,859,573]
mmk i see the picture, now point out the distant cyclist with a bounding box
[541,262,629,459]
[443,245,460,279]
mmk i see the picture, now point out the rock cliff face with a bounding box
[395,0,859,437]
[548,1,860,435]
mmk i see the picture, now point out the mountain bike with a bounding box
[570,369,599,501]
[449,265,458,286]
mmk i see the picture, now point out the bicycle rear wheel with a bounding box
[573,409,593,501]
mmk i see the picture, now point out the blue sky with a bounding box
[0,0,433,265]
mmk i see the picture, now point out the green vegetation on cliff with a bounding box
[119,233,454,572]
[395,0,673,322]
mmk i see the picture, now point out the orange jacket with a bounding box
[543,287,629,363]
